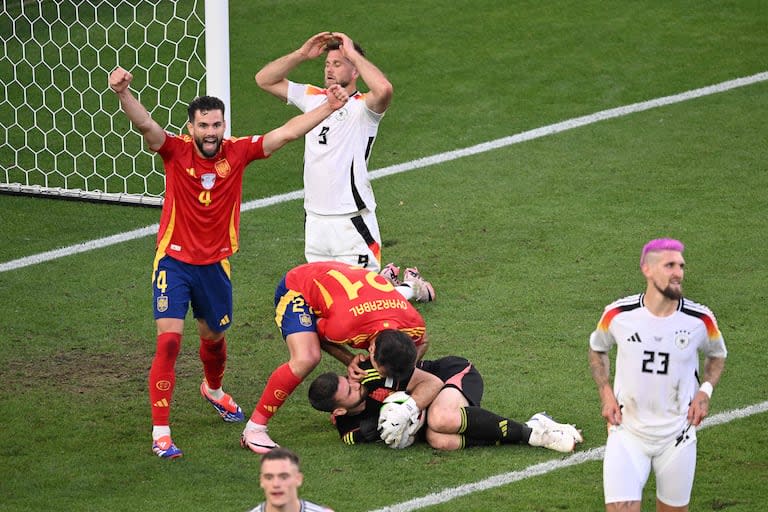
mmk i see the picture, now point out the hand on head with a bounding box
[330,32,357,58]
[300,31,335,59]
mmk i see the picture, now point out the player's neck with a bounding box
[642,288,679,317]
[265,499,301,512]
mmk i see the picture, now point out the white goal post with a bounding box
[0,0,231,206]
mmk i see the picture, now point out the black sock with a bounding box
[460,406,531,444]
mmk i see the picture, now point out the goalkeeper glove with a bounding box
[378,397,419,445]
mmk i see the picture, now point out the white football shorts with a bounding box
[304,209,382,272]
[603,423,697,507]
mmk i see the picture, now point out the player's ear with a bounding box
[332,407,348,416]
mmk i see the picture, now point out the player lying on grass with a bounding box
[308,331,584,452]
[241,262,439,454]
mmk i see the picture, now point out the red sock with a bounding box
[250,363,302,424]
[149,332,181,426]
[199,336,226,390]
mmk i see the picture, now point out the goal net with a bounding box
[0,0,217,206]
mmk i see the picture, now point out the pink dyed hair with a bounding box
[640,238,685,267]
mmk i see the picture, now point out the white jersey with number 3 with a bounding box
[287,81,383,216]
[589,293,727,443]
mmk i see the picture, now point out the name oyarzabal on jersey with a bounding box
[154,132,268,265]
[284,262,426,350]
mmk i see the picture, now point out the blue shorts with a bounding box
[273,275,318,339]
[152,254,233,333]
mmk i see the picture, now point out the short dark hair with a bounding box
[260,447,300,469]
[308,372,341,412]
[187,95,225,123]
[325,38,366,57]
[374,329,417,381]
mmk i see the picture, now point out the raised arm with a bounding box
[108,66,165,151]
[255,31,335,101]
[333,32,393,114]
[588,347,622,426]
[261,84,348,155]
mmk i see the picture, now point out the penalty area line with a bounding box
[365,401,768,512]
[1,71,767,274]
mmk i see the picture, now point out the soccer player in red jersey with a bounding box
[241,261,433,454]
[109,66,348,459]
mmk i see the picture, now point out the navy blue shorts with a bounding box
[273,275,318,339]
[152,254,233,332]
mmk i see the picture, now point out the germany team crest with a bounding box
[674,330,691,350]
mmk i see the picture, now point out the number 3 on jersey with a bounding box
[318,126,329,145]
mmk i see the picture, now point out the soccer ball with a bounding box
[379,391,425,449]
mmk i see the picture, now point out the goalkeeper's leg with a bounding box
[426,387,531,450]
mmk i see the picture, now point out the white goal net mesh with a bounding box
[0,0,206,206]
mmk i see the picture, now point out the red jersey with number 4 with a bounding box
[285,261,426,349]
[154,133,268,265]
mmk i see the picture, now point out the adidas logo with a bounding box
[627,332,642,343]
[153,398,169,408]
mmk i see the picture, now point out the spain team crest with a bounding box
[215,159,231,178]
[156,294,169,313]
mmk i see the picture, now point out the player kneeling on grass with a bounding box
[308,332,584,452]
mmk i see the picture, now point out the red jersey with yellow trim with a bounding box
[284,261,426,350]
[154,133,268,264]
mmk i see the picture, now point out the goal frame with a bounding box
[0,0,231,207]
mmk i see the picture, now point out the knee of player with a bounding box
[426,406,461,433]
[286,336,323,375]
[288,355,321,377]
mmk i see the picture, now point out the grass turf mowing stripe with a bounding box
[2,71,766,274]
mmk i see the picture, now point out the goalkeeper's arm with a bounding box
[405,368,443,410]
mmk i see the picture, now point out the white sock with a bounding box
[153,425,171,440]
[245,420,266,431]
[396,284,415,301]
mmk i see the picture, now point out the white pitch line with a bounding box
[2,71,767,274]
[365,401,768,512]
